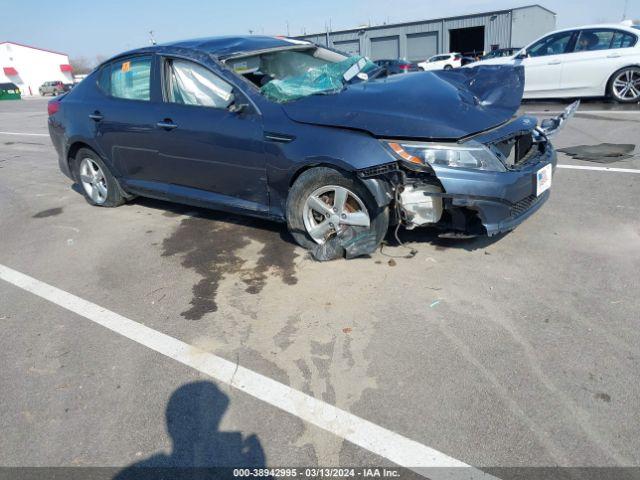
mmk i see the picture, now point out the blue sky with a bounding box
[3,0,639,59]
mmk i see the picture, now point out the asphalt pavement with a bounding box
[0,97,639,478]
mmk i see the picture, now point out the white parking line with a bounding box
[557,164,640,174]
[0,263,494,480]
[0,131,49,137]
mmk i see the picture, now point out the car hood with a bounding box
[281,65,524,140]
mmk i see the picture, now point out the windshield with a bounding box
[226,47,377,103]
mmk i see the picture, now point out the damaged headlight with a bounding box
[384,140,506,172]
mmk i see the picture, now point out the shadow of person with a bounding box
[114,381,267,480]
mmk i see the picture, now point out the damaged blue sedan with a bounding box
[48,36,577,259]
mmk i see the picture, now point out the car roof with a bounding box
[100,36,315,67]
[164,35,311,58]
[546,23,640,35]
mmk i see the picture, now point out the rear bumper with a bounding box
[433,143,557,235]
[48,119,73,180]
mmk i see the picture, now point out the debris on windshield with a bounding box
[261,56,376,103]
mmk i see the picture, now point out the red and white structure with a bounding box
[0,41,73,96]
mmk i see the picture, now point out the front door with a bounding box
[153,57,268,209]
[522,30,576,96]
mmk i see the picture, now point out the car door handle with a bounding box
[547,60,561,65]
[607,53,621,58]
[89,112,103,121]
[156,120,178,130]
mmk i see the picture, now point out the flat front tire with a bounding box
[72,148,125,207]
[286,167,389,252]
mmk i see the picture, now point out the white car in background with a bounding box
[418,53,462,71]
[475,24,640,103]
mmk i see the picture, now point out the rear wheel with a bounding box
[609,67,640,103]
[286,167,389,253]
[72,148,125,207]
[444,64,453,70]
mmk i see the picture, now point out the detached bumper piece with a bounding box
[539,101,580,138]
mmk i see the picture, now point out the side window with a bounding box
[574,29,615,52]
[528,31,575,57]
[97,65,110,94]
[109,56,152,101]
[611,31,638,49]
[165,59,234,109]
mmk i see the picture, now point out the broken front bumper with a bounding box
[431,141,556,236]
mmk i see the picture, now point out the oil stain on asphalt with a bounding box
[162,209,298,320]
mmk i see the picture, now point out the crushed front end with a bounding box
[359,102,577,237]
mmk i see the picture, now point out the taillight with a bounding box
[454,55,462,61]
[400,64,410,70]
[47,100,60,116]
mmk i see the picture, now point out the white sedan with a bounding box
[475,24,640,103]
[418,53,462,71]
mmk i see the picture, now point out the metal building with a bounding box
[296,4,556,61]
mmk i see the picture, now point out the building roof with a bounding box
[163,35,309,58]
[295,4,556,38]
[0,41,68,57]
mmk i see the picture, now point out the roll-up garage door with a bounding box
[333,40,360,56]
[370,36,399,60]
[406,32,438,62]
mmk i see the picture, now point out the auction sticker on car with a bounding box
[536,164,552,196]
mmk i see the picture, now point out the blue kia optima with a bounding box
[48,36,577,259]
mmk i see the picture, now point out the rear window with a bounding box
[611,31,637,48]
[97,56,152,101]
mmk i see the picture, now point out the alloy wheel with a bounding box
[612,68,640,102]
[302,185,371,244]
[79,157,108,204]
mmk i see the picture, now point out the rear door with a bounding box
[153,56,268,208]
[560,29,639,96]
[520,30,577,96]
[91,55,163,187]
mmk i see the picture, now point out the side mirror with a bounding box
[515,50,528,59]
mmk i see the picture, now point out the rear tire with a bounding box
[608,66,640,103]
[286,167,389,252]
[72,148,125,207]
[444,65,453,70]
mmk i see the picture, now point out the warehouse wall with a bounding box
[511,6,557,48]
[442,12,511,53]
[296,5,556,60]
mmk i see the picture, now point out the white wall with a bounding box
[0,43,72,96]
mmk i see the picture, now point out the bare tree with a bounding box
[69,56,93,74]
